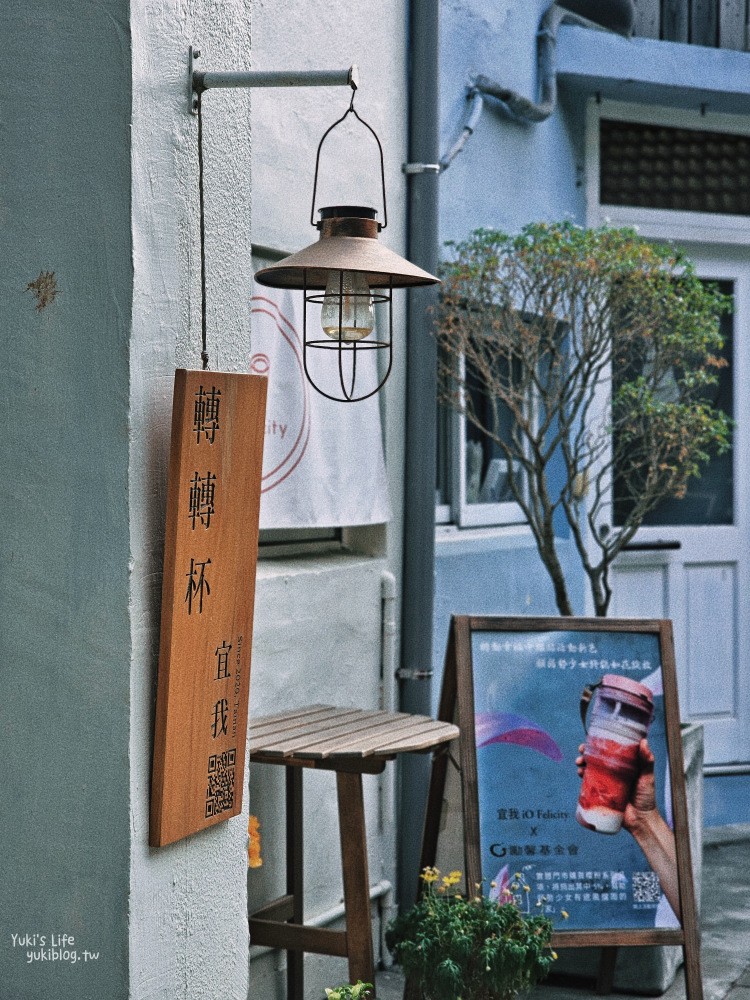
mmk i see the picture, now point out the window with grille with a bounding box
[600,119,750,216]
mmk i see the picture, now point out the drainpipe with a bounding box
[440,1,635,169]
[398,0,440,913]
[396,0,635,917]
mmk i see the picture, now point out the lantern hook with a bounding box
[309,91,388,231]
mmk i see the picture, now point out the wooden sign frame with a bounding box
[421,616,702,999]
[150,369,267,847]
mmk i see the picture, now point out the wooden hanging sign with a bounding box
[421,616,703,999]
[150,369,267,847]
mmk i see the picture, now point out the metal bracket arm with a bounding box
[190,46,358,113]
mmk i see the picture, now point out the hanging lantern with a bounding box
[255,91,439,402]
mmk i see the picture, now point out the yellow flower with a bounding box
[441,870,462,888]
[514,872,522,879]
[561,909,569,919]
[523,885,531,892]
[551,951,558,960]
[420,867,439,884]
[490,881,497,889]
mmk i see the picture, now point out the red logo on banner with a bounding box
[250,296,311,493]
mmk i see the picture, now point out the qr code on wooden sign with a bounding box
[205,748,236,818]
[632,870,661,903]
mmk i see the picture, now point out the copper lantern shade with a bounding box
[255,92,439,402]
[255,206,439,402]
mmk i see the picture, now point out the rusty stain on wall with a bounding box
[26,271,60,311]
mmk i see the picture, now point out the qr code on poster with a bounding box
[205,748,236,818]
[632,870,661,903]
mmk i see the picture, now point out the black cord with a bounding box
[196,93,209,371]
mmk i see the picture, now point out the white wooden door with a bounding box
[610,248,750,769]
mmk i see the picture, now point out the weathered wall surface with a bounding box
[433,534,585,712]
[439,0,586,244]
[248,3,410,995]
[248,557,391,999]
[2,0,408,997]
[128,2,254,999]
[0,3,132,998]
[433,0,589,666]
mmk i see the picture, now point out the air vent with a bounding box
[600,119,750,216]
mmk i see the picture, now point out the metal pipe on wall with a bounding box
[396,0,635,918]
[398,0,441,913]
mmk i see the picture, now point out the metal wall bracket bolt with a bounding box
[190,45,359,114]
[395,667,434,681]
[402,162,442,174]
[190,45,201,112]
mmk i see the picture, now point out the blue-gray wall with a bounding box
[432,0,591,696]
[433,2,750,824]
[0,3,132,996]
[439,1,586,241]
[433,536,584,715]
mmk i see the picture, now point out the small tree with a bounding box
[437,222,731,617]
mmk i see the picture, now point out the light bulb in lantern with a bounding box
[320,270,375,341]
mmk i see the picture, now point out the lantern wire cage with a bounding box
[303,272,393,402]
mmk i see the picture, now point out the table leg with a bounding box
[596,946,617,994]
[286,766,304,1000]
[336,771,375,990]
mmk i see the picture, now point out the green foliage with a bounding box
[437,221,732,616]
[323,981,374,1000]
[386,868,554,1000]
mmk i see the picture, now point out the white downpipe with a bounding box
[380,570,398,827]
[379,571,398,966]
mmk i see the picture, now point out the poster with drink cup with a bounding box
[470,626,677,932]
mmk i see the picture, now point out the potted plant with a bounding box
[386,867,555,1000]
[323,981,374,1000]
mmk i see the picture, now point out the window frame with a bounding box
[583,98,750,570]
[437,342,532,531]
[585,99,750,245]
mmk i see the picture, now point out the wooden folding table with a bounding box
[248,704,460,1000]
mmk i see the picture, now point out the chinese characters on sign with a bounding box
[476,636,652,674]
[426,617,703,1000]
[150,370,267,847]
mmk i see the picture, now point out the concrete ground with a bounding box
[376,825,750,1000]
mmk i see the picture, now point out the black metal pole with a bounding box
[398,0,441,912]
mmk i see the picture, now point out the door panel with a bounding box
[685,563,737,719]
[611,248,750,768]
[610,564,668,619]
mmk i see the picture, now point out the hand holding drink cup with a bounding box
[575,681,680,918]
[576,737,656,833]
[575,674,655,835]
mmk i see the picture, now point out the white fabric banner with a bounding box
[251,286,391,528]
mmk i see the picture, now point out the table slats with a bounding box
[248,705,459,763]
